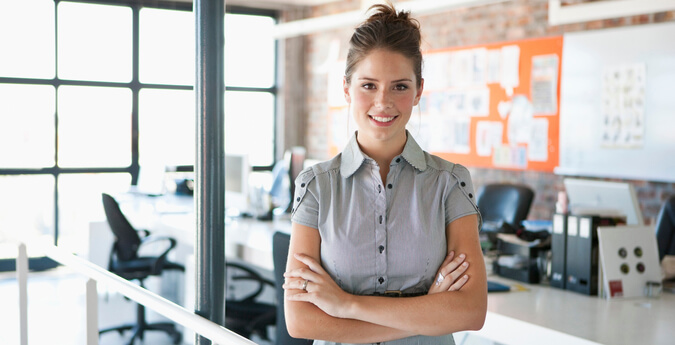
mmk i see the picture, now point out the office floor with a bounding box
[0,267,273,345]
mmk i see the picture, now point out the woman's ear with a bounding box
[413,78,424,106]
[343,77,351,104]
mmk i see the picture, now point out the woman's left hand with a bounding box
[283,253,352,318]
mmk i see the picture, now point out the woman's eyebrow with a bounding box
[357,77,413,83]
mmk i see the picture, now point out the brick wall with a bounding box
[281,0,675,223]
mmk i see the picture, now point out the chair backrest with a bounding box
[656,195,675,261]
[273,231,312,345]
[101,193,141,261]
[476,183,535,229]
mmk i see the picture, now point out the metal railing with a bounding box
[15,242,257,345]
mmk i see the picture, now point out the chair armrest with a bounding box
[137,229,151,237]
[140,235,178,274]
[226,262,275,302]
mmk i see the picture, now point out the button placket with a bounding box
[372,163,387,293]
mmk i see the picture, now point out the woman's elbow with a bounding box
[285,305,314,339]
[464,300,488,331]
[465,310,487,331]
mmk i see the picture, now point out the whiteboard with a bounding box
[557,22,675,183]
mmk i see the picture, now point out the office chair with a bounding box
[273,232,313,345]
[476,183,535,231]
[655,195,675,261]
[99,193,184,345]
[224,261,277,341]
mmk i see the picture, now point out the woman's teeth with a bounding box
[372,116,395,123]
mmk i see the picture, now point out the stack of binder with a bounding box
[550,213,625,295]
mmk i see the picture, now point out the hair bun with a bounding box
[365,3,419,30]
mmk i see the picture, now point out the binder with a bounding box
[550,213,567,289]
[565,215,624,295]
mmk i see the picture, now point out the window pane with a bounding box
[139,89,195,166]
[0,84,55,168]
[57,173,131,256]
[0,0,55,78]
[58,86,132,167]
[57,2,132,82]
[140,8,194,85]
[225,14,275,88]
[0,175,54,259]
[225,91,274,166]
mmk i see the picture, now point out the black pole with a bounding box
[194,0,225,344]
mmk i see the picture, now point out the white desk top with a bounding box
[470,276,675,345]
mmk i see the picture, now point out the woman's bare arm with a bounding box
[284,223,414,343]
[284,215,486,341]
[338,214,487,335]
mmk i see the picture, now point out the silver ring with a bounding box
[436,272,445,285]
[301,279,309,291]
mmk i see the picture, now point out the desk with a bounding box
[462,275,675,345]
[88,192,291,272]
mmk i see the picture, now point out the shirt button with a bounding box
[461,181,466,187]
[387,183,393,189]
[396,158,401,163]
[379,215,383,224]
[378,185,381,193]
[469,193,473,198]
[379,245,385,253]
[296,197,300,202]
[301,183,306,188]
[378,277,384,284]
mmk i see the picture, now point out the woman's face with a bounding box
[344,49,424,147]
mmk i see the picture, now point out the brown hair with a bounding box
[345,3,423,88]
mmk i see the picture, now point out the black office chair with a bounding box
[273,232,313,345]
[476,183,535,231]
[99,193,184,345]
[224,261,277,341]
[656,195,675,262]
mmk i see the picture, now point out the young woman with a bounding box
[283,4,487,344]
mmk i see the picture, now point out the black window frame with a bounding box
[0,0,278,270]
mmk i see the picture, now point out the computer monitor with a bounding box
[563,178,644,225]
[225,153,250,215]
[655,196,675,261]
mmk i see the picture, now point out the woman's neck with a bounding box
[356,132,407,170]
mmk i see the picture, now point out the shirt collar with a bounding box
[340,130,428,177]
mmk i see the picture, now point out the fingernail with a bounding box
[459,253,466,259]
[448,251,455,257]
[462,262,469,267]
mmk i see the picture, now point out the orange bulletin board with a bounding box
[416,36,563,172]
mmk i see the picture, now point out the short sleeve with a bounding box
[290,167,319,229]
[445,164,482,230]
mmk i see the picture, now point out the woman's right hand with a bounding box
[428,251,470,294]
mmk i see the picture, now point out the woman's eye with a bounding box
[394,84,409,91]
[362,83,376,90]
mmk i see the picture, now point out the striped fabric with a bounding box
[291,131,480,345]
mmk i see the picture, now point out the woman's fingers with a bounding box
[292,253,325,274]
[283,253,326,291]
[435,253,466,286]
[448,274,469,291]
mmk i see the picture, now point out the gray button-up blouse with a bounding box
[291,132,481,345]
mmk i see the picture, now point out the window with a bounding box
[0,0,278,268]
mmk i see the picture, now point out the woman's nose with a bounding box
[374,89,392,109]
